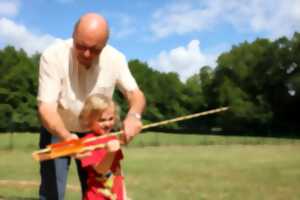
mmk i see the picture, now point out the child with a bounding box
[79,94,126,200]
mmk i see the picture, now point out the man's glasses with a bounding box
[74,43,103,55]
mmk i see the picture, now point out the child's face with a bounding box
[91,106,116,133]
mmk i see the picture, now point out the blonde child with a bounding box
[79,94,126,200]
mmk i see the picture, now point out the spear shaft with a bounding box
[32,107,229,161]
[84,106,229,143]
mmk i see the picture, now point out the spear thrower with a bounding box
[32,107,229,162]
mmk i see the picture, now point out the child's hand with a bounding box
[106,139,120,152]
[73,150,92,160]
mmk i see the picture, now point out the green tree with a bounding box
[210,39,274,132]
[128,60,188,128]
[0,46,39,132]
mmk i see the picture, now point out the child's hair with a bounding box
[79,94,120,130]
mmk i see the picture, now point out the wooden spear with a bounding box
[32,106,229,161]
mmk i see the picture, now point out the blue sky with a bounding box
[1,0,300,81]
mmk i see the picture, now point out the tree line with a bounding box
[1,33,299,136]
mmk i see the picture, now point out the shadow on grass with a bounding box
[0,196,38,200]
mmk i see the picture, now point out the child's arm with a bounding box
[94,152,116,174]
[93,139,120,174]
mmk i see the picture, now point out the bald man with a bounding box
[37,13,145,200]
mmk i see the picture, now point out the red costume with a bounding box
[81,131,124,200]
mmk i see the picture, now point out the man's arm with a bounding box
[122,88,146,143]
[38,102,76,141]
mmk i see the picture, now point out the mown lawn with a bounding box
[0,133,299,200]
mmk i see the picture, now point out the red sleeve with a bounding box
[80,133,120,167]
[112,175,124,200]
[81,148,108,167]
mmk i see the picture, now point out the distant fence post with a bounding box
[154,132,159,146]
[9,132,14,150]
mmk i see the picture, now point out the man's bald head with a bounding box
[73,13,110,67]
[73,13,109,42]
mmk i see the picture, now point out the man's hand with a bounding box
[63,133,92,159]
[122,113,142,144]
[62,133,78,141]
[122,89,145,144]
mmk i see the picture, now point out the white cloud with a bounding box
[0,0,19,17]
[0,18,60,55]
[151,2,220,38]
[55,0,76,3]
[151,0,300,39]
[224,0,300,38]
[109,13,136,39]
[149,39,219,81]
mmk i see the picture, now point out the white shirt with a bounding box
[37,39,138,132]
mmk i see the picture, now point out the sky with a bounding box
[0,0,300,81]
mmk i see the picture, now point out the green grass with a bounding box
[0,133,300,199]
[125,145,300,200]
[130,132,300,146]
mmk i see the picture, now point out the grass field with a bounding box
[0,133,300,200]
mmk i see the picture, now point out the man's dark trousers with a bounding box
[39,127,88,200]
